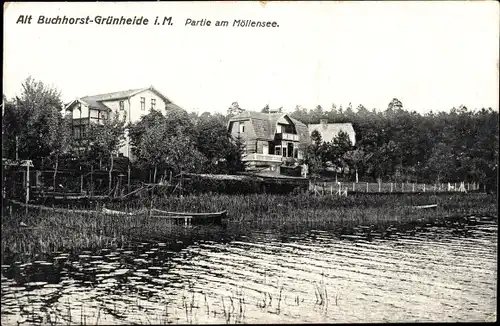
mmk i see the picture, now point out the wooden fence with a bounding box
[309,181,483,196]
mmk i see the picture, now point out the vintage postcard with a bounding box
[2,1,498,324]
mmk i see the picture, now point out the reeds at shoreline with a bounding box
[1,192,497,263]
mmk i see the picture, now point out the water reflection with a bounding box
[1,220,497,324]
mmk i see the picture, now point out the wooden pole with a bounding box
[25,163,30,215]
[90,165,94,196]
[127,164,131,188]
[15,136,19,161]
[80,173,84,194]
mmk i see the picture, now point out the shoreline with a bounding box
[1,192,497,264]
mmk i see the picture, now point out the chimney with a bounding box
[320,118,328,129]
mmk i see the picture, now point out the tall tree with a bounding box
[87,112,126,193]
[196,112,242,173]
[3,77,64,164]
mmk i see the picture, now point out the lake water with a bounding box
[1,220,497,324]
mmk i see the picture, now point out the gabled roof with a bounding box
[228,111,309,143]
[308,122,356,144]
[66,86,177,111]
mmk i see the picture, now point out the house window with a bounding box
[287,143,294,158]
[140,97,145,111]
[151,98,156,109]
[239,122,245,133]
[74,127,81,139]
[119,101,124,111]
[294,148,298,158]
[275,146,281,156]
[282,147,287,157]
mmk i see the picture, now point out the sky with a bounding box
[3,1,499,114]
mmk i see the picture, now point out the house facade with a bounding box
[308,119,356,145]
[64,86,182,159]
[227,111,310,171]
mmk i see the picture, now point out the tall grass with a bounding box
[2,192,497,263]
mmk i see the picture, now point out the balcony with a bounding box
[276,133,299,141]
[242,153,282,163]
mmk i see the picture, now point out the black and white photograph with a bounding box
[2,1,498,324]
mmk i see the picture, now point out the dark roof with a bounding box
[229,111,309,143]
[81,88,143,104]
[67,86,178,111]
[166,102,183,111]
[290,117,310,144]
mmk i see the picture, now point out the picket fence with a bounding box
[309,181,482,197]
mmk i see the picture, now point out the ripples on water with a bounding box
[1,222,497,324]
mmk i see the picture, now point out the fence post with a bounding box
[352,182,355,192]
[412,183,415,192]
[378,181,381,193]
[390,182,393,193]
[366,182,369,193]
[80,174,84,194]
[330,185,333,196]
[402,183,404,192]
[423,183,426,192]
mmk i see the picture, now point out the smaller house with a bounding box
[308,119,356,145]
[227,111,310,172]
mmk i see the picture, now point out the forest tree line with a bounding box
[291,99,498,191]
[2,77,499,192]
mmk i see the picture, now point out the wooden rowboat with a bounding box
[150,208,227,218]
[411,204,438,209]
[7,200,227,225]
[149,208,227,225]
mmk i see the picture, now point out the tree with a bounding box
[226,134,247,173]
[3,77,64,163]
[424,142,457,183]
[227,102,244,117]
[130,109,207,182]
[387,98,403,111]
[87,112,126,193]
[48,114,72,189]
[303,130,325,176]
[261,104,270,113]
[344,148,371,183]
[196,113,242,173]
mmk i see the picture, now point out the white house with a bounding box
[64,86,182,159]
[308,119,356,145]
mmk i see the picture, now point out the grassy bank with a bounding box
[2,192,497,263]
